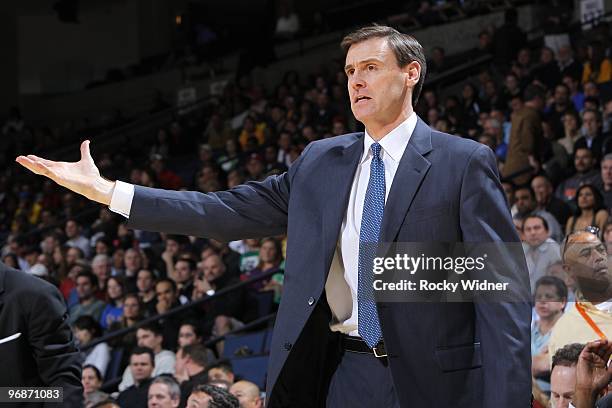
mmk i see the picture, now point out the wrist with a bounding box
[574,387,598,406]
[92,177,115,205]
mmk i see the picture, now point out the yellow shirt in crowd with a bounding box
[548,297,612,364]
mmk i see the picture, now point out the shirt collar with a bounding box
[361,112,417,164]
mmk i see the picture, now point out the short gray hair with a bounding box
[150,375,181,401]
[91,254,110,266]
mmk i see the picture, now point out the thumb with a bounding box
[80,140,93,163]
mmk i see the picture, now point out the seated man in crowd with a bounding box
[148,375,182,408]
[549,228,612,359]
[118,346,156,408]
[555,147,602,204]
[174,258,196,303]
[186,384,239,408]
[207,360,235,385]
[229,380,263,408]
[531,175,572,234]
[154,278,188,350]
[137,268,158,315]
[119,323,176,391]
[70,271,106,325]
[522,214,561,289]
[514,185,563,242]
[194,254,246,354]
[176,344,210,408]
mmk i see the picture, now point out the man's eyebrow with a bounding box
[344,58,384,71]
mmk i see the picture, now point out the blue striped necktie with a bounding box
[358,142,385,348]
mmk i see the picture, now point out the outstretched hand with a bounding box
[15,140,115,205]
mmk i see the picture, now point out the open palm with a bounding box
[15,140,112,204]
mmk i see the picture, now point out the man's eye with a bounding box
[368,65,375,70]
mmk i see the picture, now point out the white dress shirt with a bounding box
[109,112,418,338]
[327,113,417,336]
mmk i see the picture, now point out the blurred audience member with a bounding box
[118,347,156,407]
[82,364,108,408]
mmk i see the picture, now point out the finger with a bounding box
[80,140,93,162]
[26,155,58,168]
[581,341,604,362]
[602,342,612,363]
[16,156,46,174]
[16,156,53,178]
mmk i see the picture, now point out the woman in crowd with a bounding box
[565,184,608,235]
[99,276,125,330]
[82,364,108,408]
[107,293,144,374]
[558,110,581,155]
[240,237,285,307]
[241,238,283,289]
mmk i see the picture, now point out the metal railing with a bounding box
[82,268,280,351]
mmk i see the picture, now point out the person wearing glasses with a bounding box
[548,226,612,362]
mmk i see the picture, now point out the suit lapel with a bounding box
[379,117,433,243]
[321,135,364,275]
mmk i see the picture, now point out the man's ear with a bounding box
[404,61,421,86]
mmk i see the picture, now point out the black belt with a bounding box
[341,335,387,358]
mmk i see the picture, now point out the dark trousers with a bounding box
[325,350,400,408]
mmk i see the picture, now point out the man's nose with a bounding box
[350,75,365,90]
[557,397,570,408]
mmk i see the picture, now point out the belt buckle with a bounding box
[373,343,387,358]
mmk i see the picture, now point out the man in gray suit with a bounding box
[17,25,531,407]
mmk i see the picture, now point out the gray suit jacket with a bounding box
[126,117,532,407]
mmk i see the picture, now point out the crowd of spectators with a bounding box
[3,1,612,407]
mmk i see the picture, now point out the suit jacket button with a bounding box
[308,297,315,306]
[283,342,292,351]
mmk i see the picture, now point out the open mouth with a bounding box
[355,96,371,104]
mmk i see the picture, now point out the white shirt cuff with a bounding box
[109,180,135,218]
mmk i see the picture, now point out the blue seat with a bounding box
[253,290,275,317]
[104,347,124,382]
[222,331,268,359]
[231,355,269,390]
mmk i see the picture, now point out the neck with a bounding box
[365,106,413,141]
[80,296,94,305]
[538,314,561,333]
[135,377,150,387]
[261,261,276,271]
[580,208,594,217]
[580,286,612,305]
[188,365,205,377]
[605,183,612,192]
[538,196,551,207]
